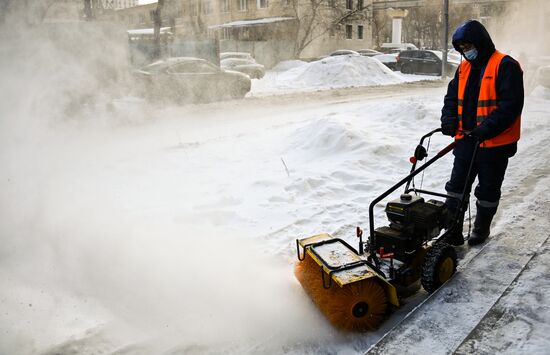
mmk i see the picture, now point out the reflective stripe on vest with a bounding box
[455,50,521,147]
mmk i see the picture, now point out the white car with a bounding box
[372,53,399,70]
[220,52,254,61]
[357,48,383,57]
[447,48,462,63]
[220,57,265,79]
[380,43,418,53]
[329,49,361,57]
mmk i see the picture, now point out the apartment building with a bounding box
[113,0,375,63]
[102,0,138,10]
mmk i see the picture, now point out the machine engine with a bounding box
[373,194,449,262]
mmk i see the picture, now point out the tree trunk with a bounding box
[83,0,93,20]
[153,0,165,60]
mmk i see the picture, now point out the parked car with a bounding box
[397,50,458,76]
[220,57,265,79]
[372,53,399,70]
[357,48,382,57]
[133,57,251,103]
[220,52,254,61]
[386,48,404,54]
[379,42,418,53]
[447,48,462,63]
[328,49,361,57]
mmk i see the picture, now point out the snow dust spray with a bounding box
[0,5,334,355]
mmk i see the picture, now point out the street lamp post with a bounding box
[442,0,449,78]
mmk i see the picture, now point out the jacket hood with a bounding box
[452,20,495,67]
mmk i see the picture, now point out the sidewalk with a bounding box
[367,174,550,355]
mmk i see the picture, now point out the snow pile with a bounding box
[285,118,368,159]
[271,60,308,72]
[251,55,439,95]
[291,56,401,87]
[274,55,400,89]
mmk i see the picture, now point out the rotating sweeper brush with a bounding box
[294,129,479,331]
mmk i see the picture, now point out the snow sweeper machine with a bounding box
[294,128,479,331]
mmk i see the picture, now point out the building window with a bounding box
[358,25,363,39]
[241,27,250,39]
[346,25,352,39]
[221,28,231,39]
[346,0,352,10]
[238,0,247,11]
[221,0,230,12]
[357,0,363,10]
[176,3,184,17]
[203,0,212,14]
[257,0,268,9]
[190,1,198,15]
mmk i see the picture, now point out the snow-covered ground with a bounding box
[2,73,549,353]
[1,21,550,354]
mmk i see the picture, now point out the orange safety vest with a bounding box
[456,50,521,147]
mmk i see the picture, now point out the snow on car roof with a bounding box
[142,57,208,71]
[221,58,255,65]
[428,50,461,65]
[127,27,172,35]
[220,52,253,59]
[274,55,402,88]
[372,54,398,63]
[330,49,360,55]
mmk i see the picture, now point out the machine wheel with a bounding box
[421,242,457,293]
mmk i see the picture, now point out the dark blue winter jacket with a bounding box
[441,20,524,161]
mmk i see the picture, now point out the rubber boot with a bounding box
[444,213,465,246]
[443,198,465,246]
[468,206,495,246]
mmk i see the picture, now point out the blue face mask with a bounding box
[464,47,478,60]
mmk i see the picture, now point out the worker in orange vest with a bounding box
[440,20,524,246]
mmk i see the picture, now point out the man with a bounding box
[441,20,524,246]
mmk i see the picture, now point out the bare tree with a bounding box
[153,0,165,59]
[285,0,372,57]
[402,1,441,48]
[0,0,61,25]
[371,8,389,48]
[83,0,93,20]
[401,0,507,50]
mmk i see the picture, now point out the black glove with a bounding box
[441,116,458,137]
[468,127,485,142]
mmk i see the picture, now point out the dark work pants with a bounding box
[445,156,509,215]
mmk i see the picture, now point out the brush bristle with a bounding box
[295,252,388,331]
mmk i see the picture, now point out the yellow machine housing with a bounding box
[295,233,399,330]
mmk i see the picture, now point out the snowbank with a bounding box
[251,55,439,96]
[271,60,308,72]
[285,118,368,159]
[2,80,549,355]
